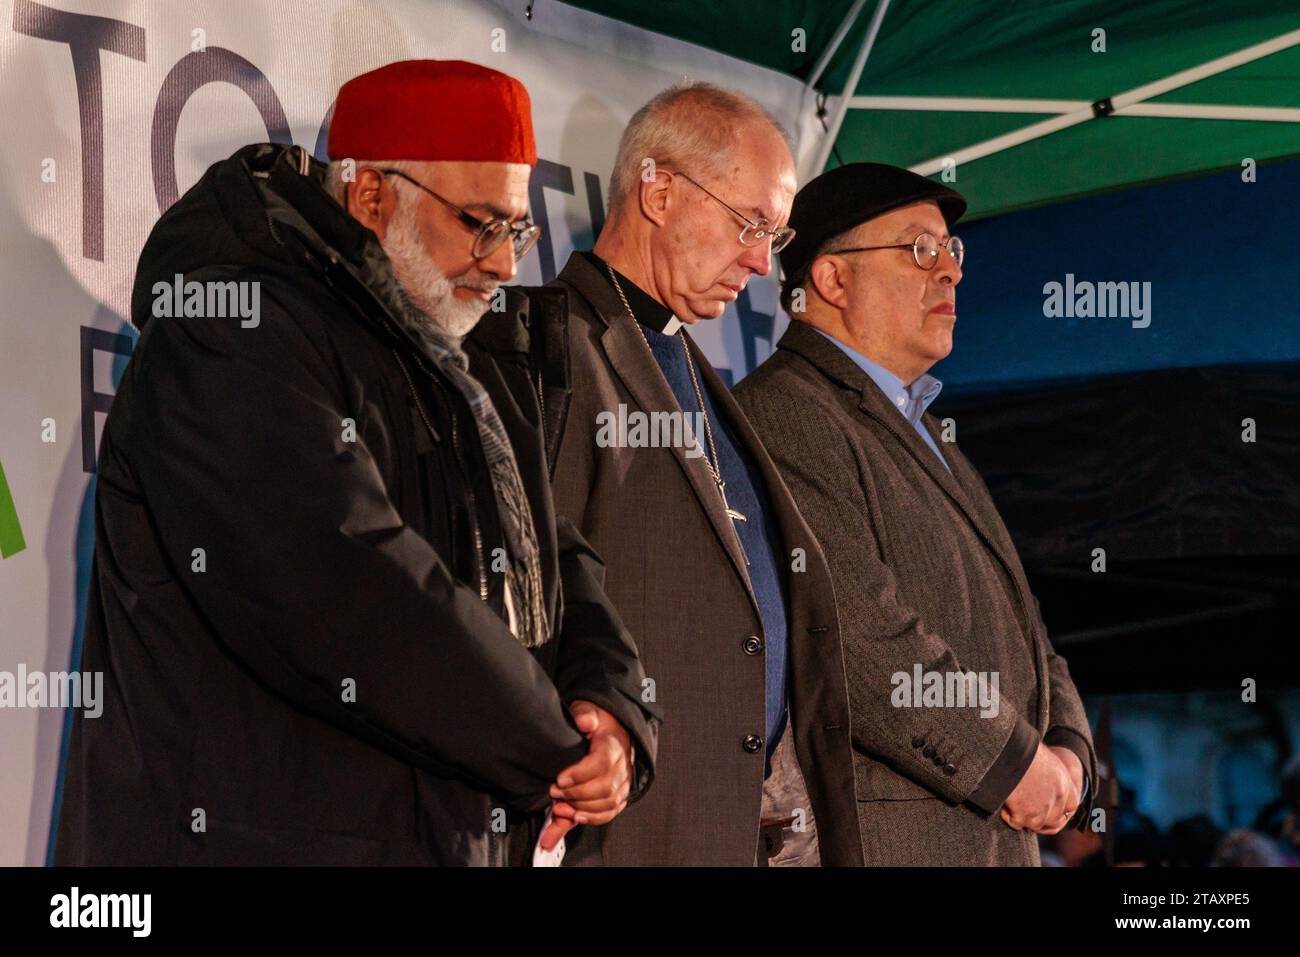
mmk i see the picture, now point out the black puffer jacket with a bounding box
[54,143,658,866]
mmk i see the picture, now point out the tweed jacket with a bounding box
[735,320,1096,866]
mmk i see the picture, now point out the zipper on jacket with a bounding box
[535,369,546,437]
[392,349,489,602]
[534,367,551,475]
[431,373,489,604]
[528,309,555,475]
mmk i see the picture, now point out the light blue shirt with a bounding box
[813,328,950,471]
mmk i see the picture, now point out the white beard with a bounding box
[381,202,496,338]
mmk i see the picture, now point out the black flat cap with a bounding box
[780,162,966,291]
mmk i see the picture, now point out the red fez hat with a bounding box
[327,59,536,166]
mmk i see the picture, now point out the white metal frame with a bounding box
[807,16,1300,181]
[807,0,891,177]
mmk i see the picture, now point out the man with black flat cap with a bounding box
[734,163,1096,865]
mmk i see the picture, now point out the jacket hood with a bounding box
[130,143,412,340]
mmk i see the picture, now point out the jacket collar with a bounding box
[556,251,634,333]
[241,144,444,367]
[577,251,683,335]
[242,143,374,264]
[776,319,1023,586]
[811,327,944,422]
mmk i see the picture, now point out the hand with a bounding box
[538,700,634,851]
[999,741,1081,835]
[1048,745,1085,798]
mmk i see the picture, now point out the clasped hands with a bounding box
[538,699,635,851]
[999,742,1085,835]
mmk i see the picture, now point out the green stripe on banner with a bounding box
[0,459,27,558]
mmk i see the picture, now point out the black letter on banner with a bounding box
[80,326,134,473]
[737,288,775,379]
[584,171,606,242]
[527,159,574,283]
[12,0,146,262]
[314,99,336,162]
[152,48,291,211]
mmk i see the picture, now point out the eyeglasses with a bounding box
[675,171,796,254]
[828,232,964,271]
[376,168,542,260]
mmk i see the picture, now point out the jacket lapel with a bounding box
[778,321,1024,590]
[936,423,1025,574]
[554,254,756,603]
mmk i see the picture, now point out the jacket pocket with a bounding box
[852,754,947,802]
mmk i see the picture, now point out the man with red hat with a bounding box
[54,59,657,866]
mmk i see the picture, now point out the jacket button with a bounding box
[911,735,925,749]
[943,764,957,776]
[743,734,763,753]
[922,745,937,759]
[742,635,763,655]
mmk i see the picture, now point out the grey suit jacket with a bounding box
[735,320,1096,866]
[545,253,863,866]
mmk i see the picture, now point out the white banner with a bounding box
[0,0,815,865]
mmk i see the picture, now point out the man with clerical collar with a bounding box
[734,162,1097,865]
[55,60,658,867]
[546,83,863,866]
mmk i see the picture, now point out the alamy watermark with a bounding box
[891,665,1000,718]
[50,887,150,937]
[151,273,260,328]
[0,666,102,717]
[1043,273,1151,328]
[595,404,704,458]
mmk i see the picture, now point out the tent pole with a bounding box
[851,95,1300,123]
[1120,102,1300,122]
[907,26,1300,176]
[851,95,1088,113]
[1110,27,1300,109]
[807,0,890,179]
[806,0,871,91]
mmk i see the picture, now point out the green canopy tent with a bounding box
[559,0,1300,220]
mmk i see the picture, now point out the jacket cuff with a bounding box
[966,719,1039,815]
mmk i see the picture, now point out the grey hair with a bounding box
[606,82,792,215]
[323,158,424,207]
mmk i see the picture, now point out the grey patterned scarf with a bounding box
[393,297,550,649]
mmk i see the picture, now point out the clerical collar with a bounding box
[582,251,683,336]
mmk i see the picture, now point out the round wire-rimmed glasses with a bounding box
[828,232,964,271]
[675,170,796,253]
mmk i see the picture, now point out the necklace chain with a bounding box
[605,264,750,565]
[605,264,724,487]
